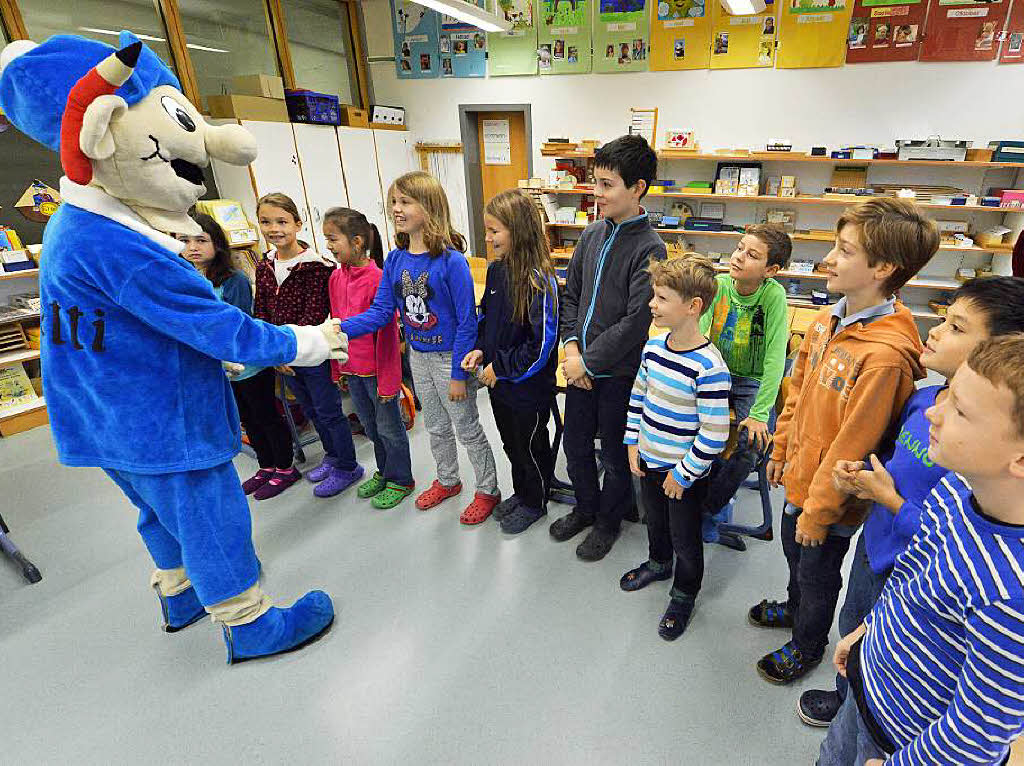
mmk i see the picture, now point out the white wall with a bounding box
[363,0,1024,171]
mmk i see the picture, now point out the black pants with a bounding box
[563,376,633,532]
[231,368,293,470]
[491,397,555,510]
[781,510,853,659]
[641,465,709,597]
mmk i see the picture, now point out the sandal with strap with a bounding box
[371,482,415,510]
[460,491,500,525]
[757,640,822,685]
[748,598,794,628]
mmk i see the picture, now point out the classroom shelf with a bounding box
[0,396,46,419]
[0,311,40,327]
[0,269,40,281]
[0,348,40,365]
[539,187,1018,213]
[543,222,1012,254]
[541,150,1024,169]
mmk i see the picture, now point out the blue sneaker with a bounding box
[222,590,335,664]
[313,465,364,498]
[155,585,207,633]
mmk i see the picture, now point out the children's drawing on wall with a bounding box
[498,0,534,28]
[789,0,845,12]
[601,0,646,20]
[543,0,589,26]
[395,0,428,33]
[657,0,705,20]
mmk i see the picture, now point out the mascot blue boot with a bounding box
[0,32,342,663]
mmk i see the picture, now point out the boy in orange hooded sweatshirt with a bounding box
[748,198,938,684]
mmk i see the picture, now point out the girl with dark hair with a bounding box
[325,207,415,509]
[181,212,296,497]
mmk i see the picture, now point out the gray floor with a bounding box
[0,398,832,764]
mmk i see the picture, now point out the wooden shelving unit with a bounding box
[0,269,40,281]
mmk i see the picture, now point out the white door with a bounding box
[336,127,390,252]
[241,120,316,254]
[292,123,349,258]
[372,130,419,249]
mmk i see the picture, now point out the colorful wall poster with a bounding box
[537,0,594,73]
[440,3,487,78]
[920,0,1008,61]
[709,1,777,69]
[650,0,713,70]
[776,0,854,67]
[593,0,651,73]
[999,0,1024,63]
[488,0,540,75]
[845,0,925,62]
[391,0,441,79]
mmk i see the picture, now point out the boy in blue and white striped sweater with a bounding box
[621,256,731,641]
[819,336,1024,766]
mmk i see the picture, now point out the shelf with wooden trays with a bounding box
[0,269,40,281]
[541,150,1024,169]
[0,348,40,366]
[0,311,40,327]
[543,222,1012,255]
[539,187,1018,213]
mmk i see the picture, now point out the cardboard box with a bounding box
[207,94,289,122]
[370,104,405,125]
[340,106,369,128]
[231,74,285,101]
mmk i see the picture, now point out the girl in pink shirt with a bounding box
[326,208,414,509]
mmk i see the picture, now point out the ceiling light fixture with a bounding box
[78,27,167,43]
[407,0,512,33]
[186,43,231,53]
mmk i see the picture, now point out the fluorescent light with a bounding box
[78,27,167,43]
[719,0,766,14]
[187,43,231,53]
[407,0,511,32]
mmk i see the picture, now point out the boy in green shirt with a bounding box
[698,224,792,518]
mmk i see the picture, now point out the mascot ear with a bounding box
[80,95,128,160]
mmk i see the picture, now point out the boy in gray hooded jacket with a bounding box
[552,134,667,561]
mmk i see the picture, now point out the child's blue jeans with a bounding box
[346,374,414,486]
[285,361,357,471]
[816,691,887,766]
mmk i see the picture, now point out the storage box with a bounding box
[989,141,1024,163]
[207,94,289,122]
[1000,190,1024,208]
[370,104,405,126]
[285,89,340,125]
[340,106,369,128]
[231,74,285,101]
[966,148,994,162]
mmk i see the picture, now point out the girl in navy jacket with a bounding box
[462,190,559,534]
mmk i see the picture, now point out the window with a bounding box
[178,0,280,108]
[282,0,356,104]
[18,0,175,68]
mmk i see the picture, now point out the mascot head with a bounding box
[0,31,256,235]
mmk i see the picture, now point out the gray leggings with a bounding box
[408,349,498,494]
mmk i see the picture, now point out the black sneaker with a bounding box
[756,641,823,685]
[658,596,695,641]
[576,526,618,561]
[492,494,522,522]
[549,510,594,542]
[748,599,795,628]
[798,689,842,727]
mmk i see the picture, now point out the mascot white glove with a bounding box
[318,318,349,363]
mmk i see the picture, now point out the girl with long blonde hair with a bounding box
[340,172,500,524]
[461,190,559,533]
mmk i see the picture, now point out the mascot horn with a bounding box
[0,32,345,663]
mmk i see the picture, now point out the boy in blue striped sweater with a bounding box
[819,336,1024,766]
[621,256,731,640]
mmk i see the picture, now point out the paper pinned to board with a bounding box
[483,119,511,165]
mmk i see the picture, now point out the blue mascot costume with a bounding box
[0,32,341,663]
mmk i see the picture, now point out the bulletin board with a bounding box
[845,0,926,63]
[709,2,777,69]
[440,4,487,77]
[391,0,441,79]
[920,0,1009,61]
[650,0,713,70]
[488,0,540,75]
[776,0,855,68]
[537,0,594,74]
[593,0,651,73]
[999,0,1024,63]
